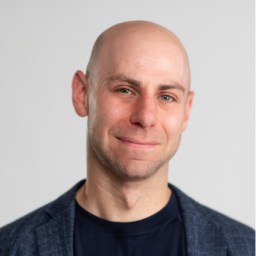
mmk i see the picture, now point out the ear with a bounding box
[72,70,88,117]
[182,91,194,131]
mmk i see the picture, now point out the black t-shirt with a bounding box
[74,190,187,255]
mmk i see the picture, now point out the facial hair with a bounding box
[87,124,181,182]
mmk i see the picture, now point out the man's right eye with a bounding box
[118,88,132,94]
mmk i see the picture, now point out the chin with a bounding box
[108,160,165,182]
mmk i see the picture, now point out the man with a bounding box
[0,21,254,255]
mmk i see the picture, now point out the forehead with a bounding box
[93,28,188,88]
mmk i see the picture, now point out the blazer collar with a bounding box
[36,181,84,256]
[171,185,228,256]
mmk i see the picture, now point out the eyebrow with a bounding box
[106,74,185,93]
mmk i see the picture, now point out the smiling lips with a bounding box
[116,136,159,148]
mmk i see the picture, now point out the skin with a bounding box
[72,21,194,222]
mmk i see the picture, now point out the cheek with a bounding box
[88,95,126,133]
[163,110,186,136]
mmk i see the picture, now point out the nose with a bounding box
[130,95,157,128]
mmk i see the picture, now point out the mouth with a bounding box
[116,137,159,148]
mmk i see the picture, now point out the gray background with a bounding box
[0,0,254,228]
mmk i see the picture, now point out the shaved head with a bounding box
[87,21,191,90]
[72,20,194,182]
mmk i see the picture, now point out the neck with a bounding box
[76,165,171,222]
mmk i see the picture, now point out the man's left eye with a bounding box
[160,95,174,102]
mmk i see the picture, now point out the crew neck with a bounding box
[75,189,182,235]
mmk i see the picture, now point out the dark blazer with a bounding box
[0,180,254,255]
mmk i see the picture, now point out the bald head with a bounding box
[72,20,194,181]
[87,21,190,90]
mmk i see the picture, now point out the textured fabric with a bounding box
[74,189,186,255]
[0,180,255,256]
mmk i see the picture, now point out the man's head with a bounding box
[72,21,194,182]
[86,21,190,90]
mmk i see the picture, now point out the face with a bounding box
[75,28,193,182]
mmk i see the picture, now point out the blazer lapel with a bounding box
[182,213,228,256]
[36,205,75,256]
[171,185,228,256]
[35,181,83,256]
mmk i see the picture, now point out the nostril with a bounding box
[130,108,157,128]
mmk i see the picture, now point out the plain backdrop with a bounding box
[0,0,254,228]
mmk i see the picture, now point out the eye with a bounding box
[160,95,174,102]
[117,88,132,94]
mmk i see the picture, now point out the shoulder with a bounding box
[0,181,83,256]
[0,203,52,255]
[171,184,255,255]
